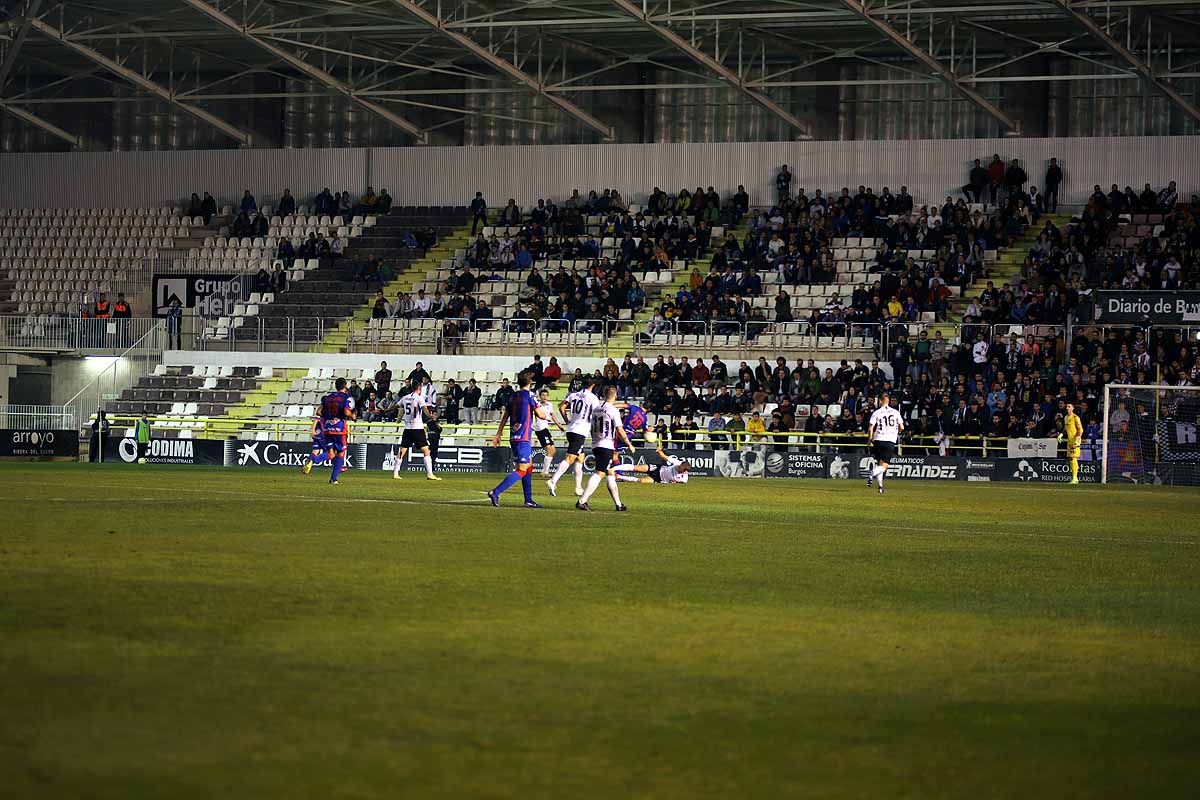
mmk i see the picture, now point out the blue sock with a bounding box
[521,472,533,503]
[310,450,328,466]
[330,454,344,483]
[493,471,522,496]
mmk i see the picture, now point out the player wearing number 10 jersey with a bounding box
[546,379,601,497]
[867,393,904,495]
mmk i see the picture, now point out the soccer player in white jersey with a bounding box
[392,383,442,481]
[576,386,635,512]
[546,379,601,497]
[866,393,904,494]
[533,388,565,477]
[611,446,691,485]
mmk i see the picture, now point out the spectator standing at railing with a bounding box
[963,159,989,203]
[443,379,462,424]
[200,192,217,223]
[277,188,296,217]
[462,379,482,424]
[1043,158,1063,213]
[469,192,488,235]
[776,165,792,203]
[492,378,514,412]
[165,298,183,350]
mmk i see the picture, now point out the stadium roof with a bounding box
[3,0,1200,147]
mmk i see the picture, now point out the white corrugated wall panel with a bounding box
[2,137,1197,211]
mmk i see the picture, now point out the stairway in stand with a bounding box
[599,225,740,357]
[314,218,473,353]
[934,212,1072,337]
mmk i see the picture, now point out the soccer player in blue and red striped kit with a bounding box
[313,377,355,484]
[487,372,547,508]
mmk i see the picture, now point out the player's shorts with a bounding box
[510,439,532,466]
[1067,443,1081,459]
[323,433,347,453]
[871,440,896,463]
[647,464,663,483]
[311,436,328,453]
[401,429,429,449]
[565,432,586,456]
[593,447,615,474]
[535,429,554,448]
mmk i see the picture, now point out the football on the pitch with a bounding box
[138,457,147,465]
[644,431,657,444]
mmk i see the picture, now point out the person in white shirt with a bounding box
[576,385,635,512]
[392,384,442,481]
[547,379,602,497]
[972,338,989,365]
[533,388,566,476]
[866,393,905,495]
[412,289,432,317]
[611,446,691,485]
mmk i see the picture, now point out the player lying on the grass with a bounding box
[611,446,691,484]
[576,385,635,512]
[488,371,548,508]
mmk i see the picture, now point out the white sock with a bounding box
[423,453,434,477]
[611,463,634,474]
[871,465,884,478]
[878,467,886,486]
[549,458,572,484]
[606,474,622,507]
[392,449,403,477]
[615,473,638,483]
[573,461,584,491]
[541,456,553,476]
[579,472,603,503]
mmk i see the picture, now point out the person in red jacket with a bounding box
[987,153,1005,205]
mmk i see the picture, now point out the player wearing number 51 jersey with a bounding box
[391,384,441,481]
[577,385,635,512]
[546,379,601,497]
[867,393,904,495]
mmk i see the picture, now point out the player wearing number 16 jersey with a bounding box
[866,393,904,495]
[577,385,635,512]
[546,379,601,497]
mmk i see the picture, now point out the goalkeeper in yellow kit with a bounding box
[1063,402,1083,485]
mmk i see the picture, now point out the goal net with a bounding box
[1102,384,1200,486]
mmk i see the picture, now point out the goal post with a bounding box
[1102,383,1200,486]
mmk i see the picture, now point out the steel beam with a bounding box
[1053,0,1200,125]
[0,98,82,147]
[383,0,614,140]
[836,0,1022,134]
[604,0,811,138]
[178,0,428,144]
[28,15,252,145]
[0,0,42,92]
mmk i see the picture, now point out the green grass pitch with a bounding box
[2,463,1198,799]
